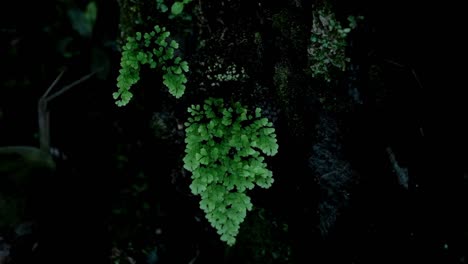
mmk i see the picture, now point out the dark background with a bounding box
[1,0,467,263]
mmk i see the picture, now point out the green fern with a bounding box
[114,25,189,106]
[183,98,279,246]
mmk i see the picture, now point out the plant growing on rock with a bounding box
[183,98,278,245]
[114,25,189,106]
[206,61,248,87]
[308,8,361,82]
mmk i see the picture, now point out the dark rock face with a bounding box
[309,114,358,237]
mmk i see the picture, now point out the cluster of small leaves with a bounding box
[206,60,248,87]
[183,98,278,245]
[308,8,360,82]
[155,0,192,20]
[114,25,189,106]
[155,0,169,13]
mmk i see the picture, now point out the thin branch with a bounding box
[384,59,405,68]
[38,69,99,152]
[188,249,200,264]
[45,70,97,102]
[40,69,66,101]
[411,68,424,90]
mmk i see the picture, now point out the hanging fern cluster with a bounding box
[114,21,281,247]
[114,25,189,106]
[183,98,279,245]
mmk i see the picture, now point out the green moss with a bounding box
[254,32,262,45]
[0,194,26,230]
[271,7,310,140]
[234,208,292,264]
[272,11,289,32]
[272,9,306,52]
[273,61,304,137]
[206,59,248,87]
[273,62,290,102]
[308,8,361,82]
[117,0,166,43]
[117,0,143,42]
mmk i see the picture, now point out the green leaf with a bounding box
[255,108,261,118]
[163,73,185,98]
[68,3,96,38]
[170,40,179,49]
[173,66,182,74]
[85,2,97,23]
[200,148,208,156]
[200,156,209,165]
[171,2,184,15]
[263,127,275,135]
